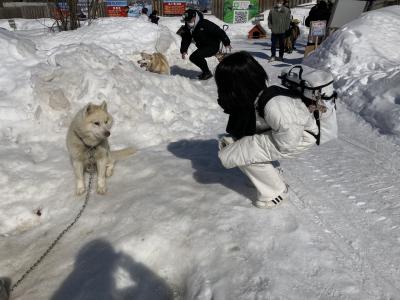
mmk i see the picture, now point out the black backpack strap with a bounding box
[314,110,321,145]
[306,110,320,146]
[256,85,299,118]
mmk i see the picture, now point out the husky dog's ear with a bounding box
[100,101,108,112]
[84,102,95,116]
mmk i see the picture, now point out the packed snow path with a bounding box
[284,108,400,298]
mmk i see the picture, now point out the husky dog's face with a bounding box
[82,101,113,140]
[138,52,154,68]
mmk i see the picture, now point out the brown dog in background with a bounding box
[138,52,170,75]
[285,19,301,54]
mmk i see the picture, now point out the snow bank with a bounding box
[0,18,225,148]
[0,29,40,130]
[304,6,400,137]
[35,18,180,57]
[0,18,55,30]
[31,43,223,147]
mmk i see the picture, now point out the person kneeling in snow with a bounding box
[215,52,318,208]
[178,9,231,80]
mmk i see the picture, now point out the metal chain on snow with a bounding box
[8,147,97,297]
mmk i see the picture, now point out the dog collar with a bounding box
[74,130,99,149]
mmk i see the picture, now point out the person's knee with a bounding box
[189,52,201,63]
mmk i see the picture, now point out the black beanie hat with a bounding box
[182,9,196,21]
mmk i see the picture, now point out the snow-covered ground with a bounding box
[1,5,400,300]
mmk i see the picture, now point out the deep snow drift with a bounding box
[304,6,400,140]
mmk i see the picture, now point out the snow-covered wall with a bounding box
[304,6,400,138]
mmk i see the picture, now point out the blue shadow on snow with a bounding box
[167,139,257,202]
[51,239,173,300]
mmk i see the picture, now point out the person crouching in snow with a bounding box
[215,51,318,208]
[178,9,231,80]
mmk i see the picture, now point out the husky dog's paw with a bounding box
[97,184,107,195]
[76,186,86,196]
[106,165,114,177]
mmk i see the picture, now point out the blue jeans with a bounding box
[271,33,285,58]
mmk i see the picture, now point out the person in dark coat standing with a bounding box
[305,0,332,45]
[267,0,291,62]
[305,0,331,27]
[179,9,231,80]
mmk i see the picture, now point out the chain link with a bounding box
[9,148,96,296]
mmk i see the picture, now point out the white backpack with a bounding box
[279,64,338,145]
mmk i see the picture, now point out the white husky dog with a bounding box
[66,101,135,195]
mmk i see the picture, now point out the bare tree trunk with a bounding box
[54,4,68,31]
[52,0,98,30]
[88,0,99,24]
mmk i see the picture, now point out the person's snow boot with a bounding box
[268,56,276,62]
[198,71,213,80]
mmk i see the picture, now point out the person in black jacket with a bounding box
[149,10,159,25]
[178,9,231,80]
[305,0,331,27]
[305,0,332,46]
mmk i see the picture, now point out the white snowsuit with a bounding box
[218,95,318,201]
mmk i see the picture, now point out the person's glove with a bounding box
[218,136,235,150]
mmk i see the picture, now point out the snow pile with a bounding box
[304,6,400,137]
[0,29,40,131]
[0,18,55,30]
[31,42,223,147]
[0,18,225,148]
[35,18,180,57]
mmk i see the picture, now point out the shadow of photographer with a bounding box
[51,239,173,300]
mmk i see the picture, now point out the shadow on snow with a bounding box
[51,239,173,300]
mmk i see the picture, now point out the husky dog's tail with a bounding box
[111,147,136,160]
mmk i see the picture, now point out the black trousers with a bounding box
[189,45,219,73]
[271,33,285,58]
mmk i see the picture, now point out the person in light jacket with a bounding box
[215,51,318,208]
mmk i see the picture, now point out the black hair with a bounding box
[142,7,148,14]
[215,51,268,113]
[318,1,328,9]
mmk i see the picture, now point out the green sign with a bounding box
[223,0,259,23]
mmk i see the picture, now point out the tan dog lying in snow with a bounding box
[66,101,135,195]
[138,52,170,75]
